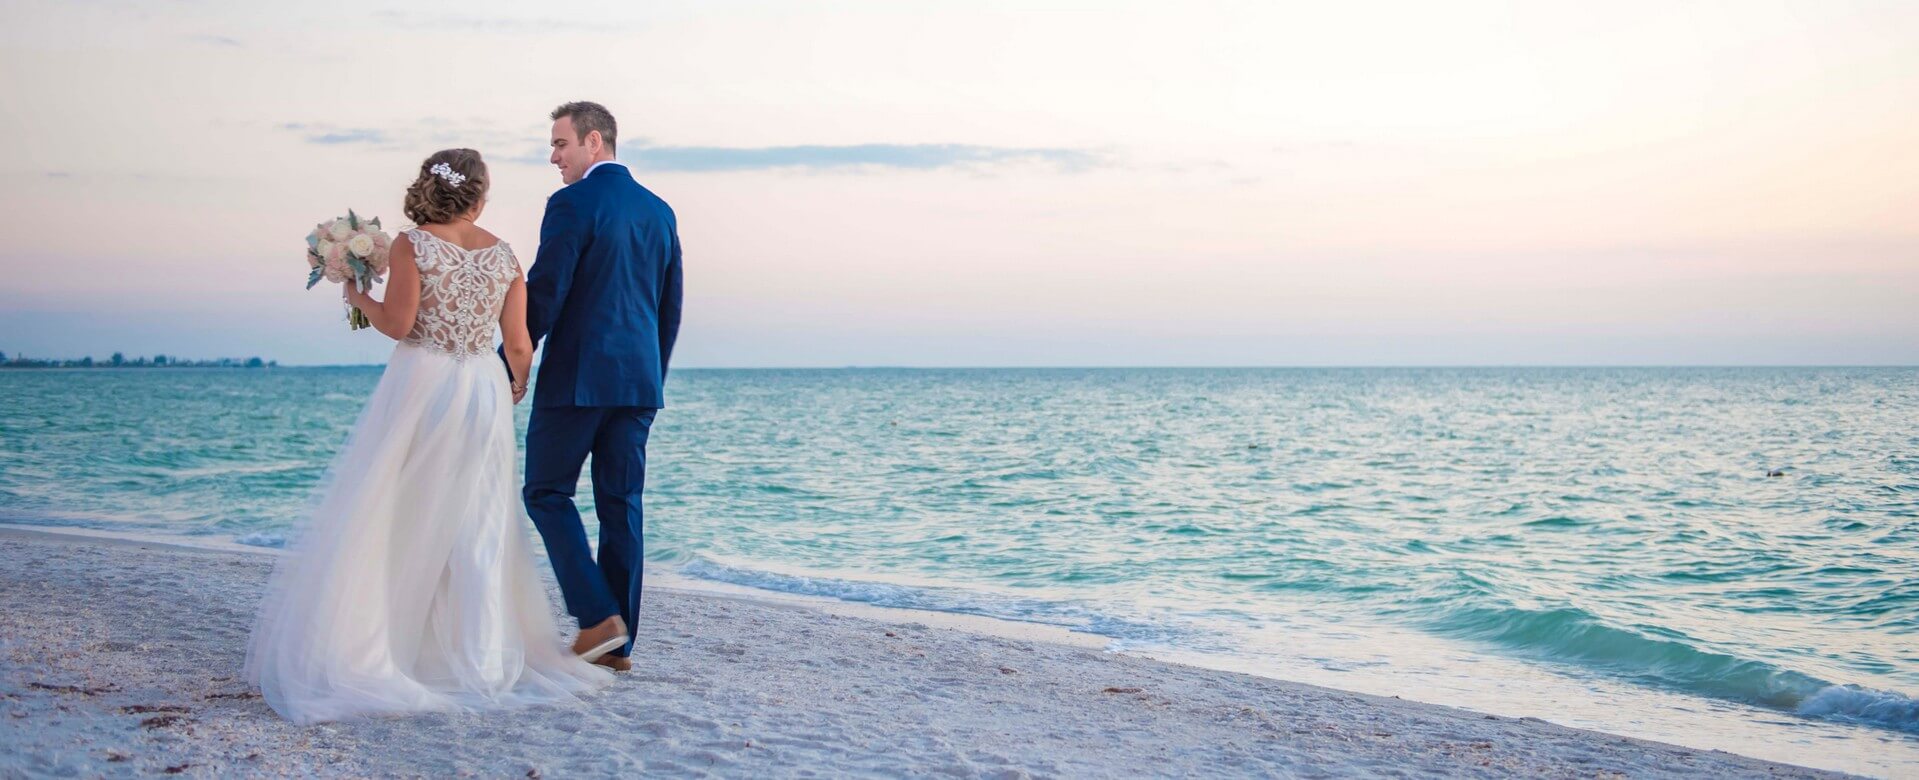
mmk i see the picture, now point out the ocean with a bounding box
[1,366,1914,775]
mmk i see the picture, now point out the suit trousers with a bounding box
[522,404,657,657]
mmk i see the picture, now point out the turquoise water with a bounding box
[2,367,1915,774]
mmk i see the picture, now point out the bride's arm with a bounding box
[499,275,533,403]
[343,234,421,341]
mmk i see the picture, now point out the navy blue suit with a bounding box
[517,162,682,656]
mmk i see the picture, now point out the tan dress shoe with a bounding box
[572,615,628,662]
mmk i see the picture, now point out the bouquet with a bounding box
[304,210,392,330]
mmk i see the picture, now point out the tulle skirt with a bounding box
[245,343,611,724]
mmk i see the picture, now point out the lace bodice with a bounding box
[401,228,521,359]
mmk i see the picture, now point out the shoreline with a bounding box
[0,523,1114,650]
[0,522,1163,665]
[0,526,1853,778]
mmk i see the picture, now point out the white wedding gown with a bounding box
[247,229,611,724]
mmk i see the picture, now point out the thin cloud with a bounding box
[498,143,1103,174]
[282,123,390,146]
[309,129,388,145]
[278,120,1103,175]
[637,143,1101,173]
[371,11,635,34]
[283,119,536,154]
[187,34,243,47]
[30,169,240,184]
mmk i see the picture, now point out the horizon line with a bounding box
[161,362,1919,370]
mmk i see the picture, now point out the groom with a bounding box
[514,101,683,672]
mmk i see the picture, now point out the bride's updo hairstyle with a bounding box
[403,148,489,225]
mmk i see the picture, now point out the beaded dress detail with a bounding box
[401,228,522,359]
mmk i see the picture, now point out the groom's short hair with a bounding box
[551,101,617,155]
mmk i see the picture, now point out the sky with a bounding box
[0,0,1915,366]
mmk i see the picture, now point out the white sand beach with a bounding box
[0,527,1852,778]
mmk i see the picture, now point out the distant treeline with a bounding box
[0,352,277,369]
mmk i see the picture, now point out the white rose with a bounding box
[327,219,352,241]
[347,233,375,257]
[316,239,335,259]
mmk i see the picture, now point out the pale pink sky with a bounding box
[1,0,1915,365]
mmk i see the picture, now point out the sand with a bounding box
[0,527,1852,778]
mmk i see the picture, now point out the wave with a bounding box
[1428,603,1919,733]
[234,531,287,548]
[1797,684,1919,731]
[671,556,1198,650]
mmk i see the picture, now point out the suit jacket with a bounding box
[521,163,683,408]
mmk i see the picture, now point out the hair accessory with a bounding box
[429,162,467,188]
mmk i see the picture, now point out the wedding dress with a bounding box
[246,228,611,724]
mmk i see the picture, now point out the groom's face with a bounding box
[550,117,596,184]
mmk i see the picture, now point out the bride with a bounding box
[246,149,611,724]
